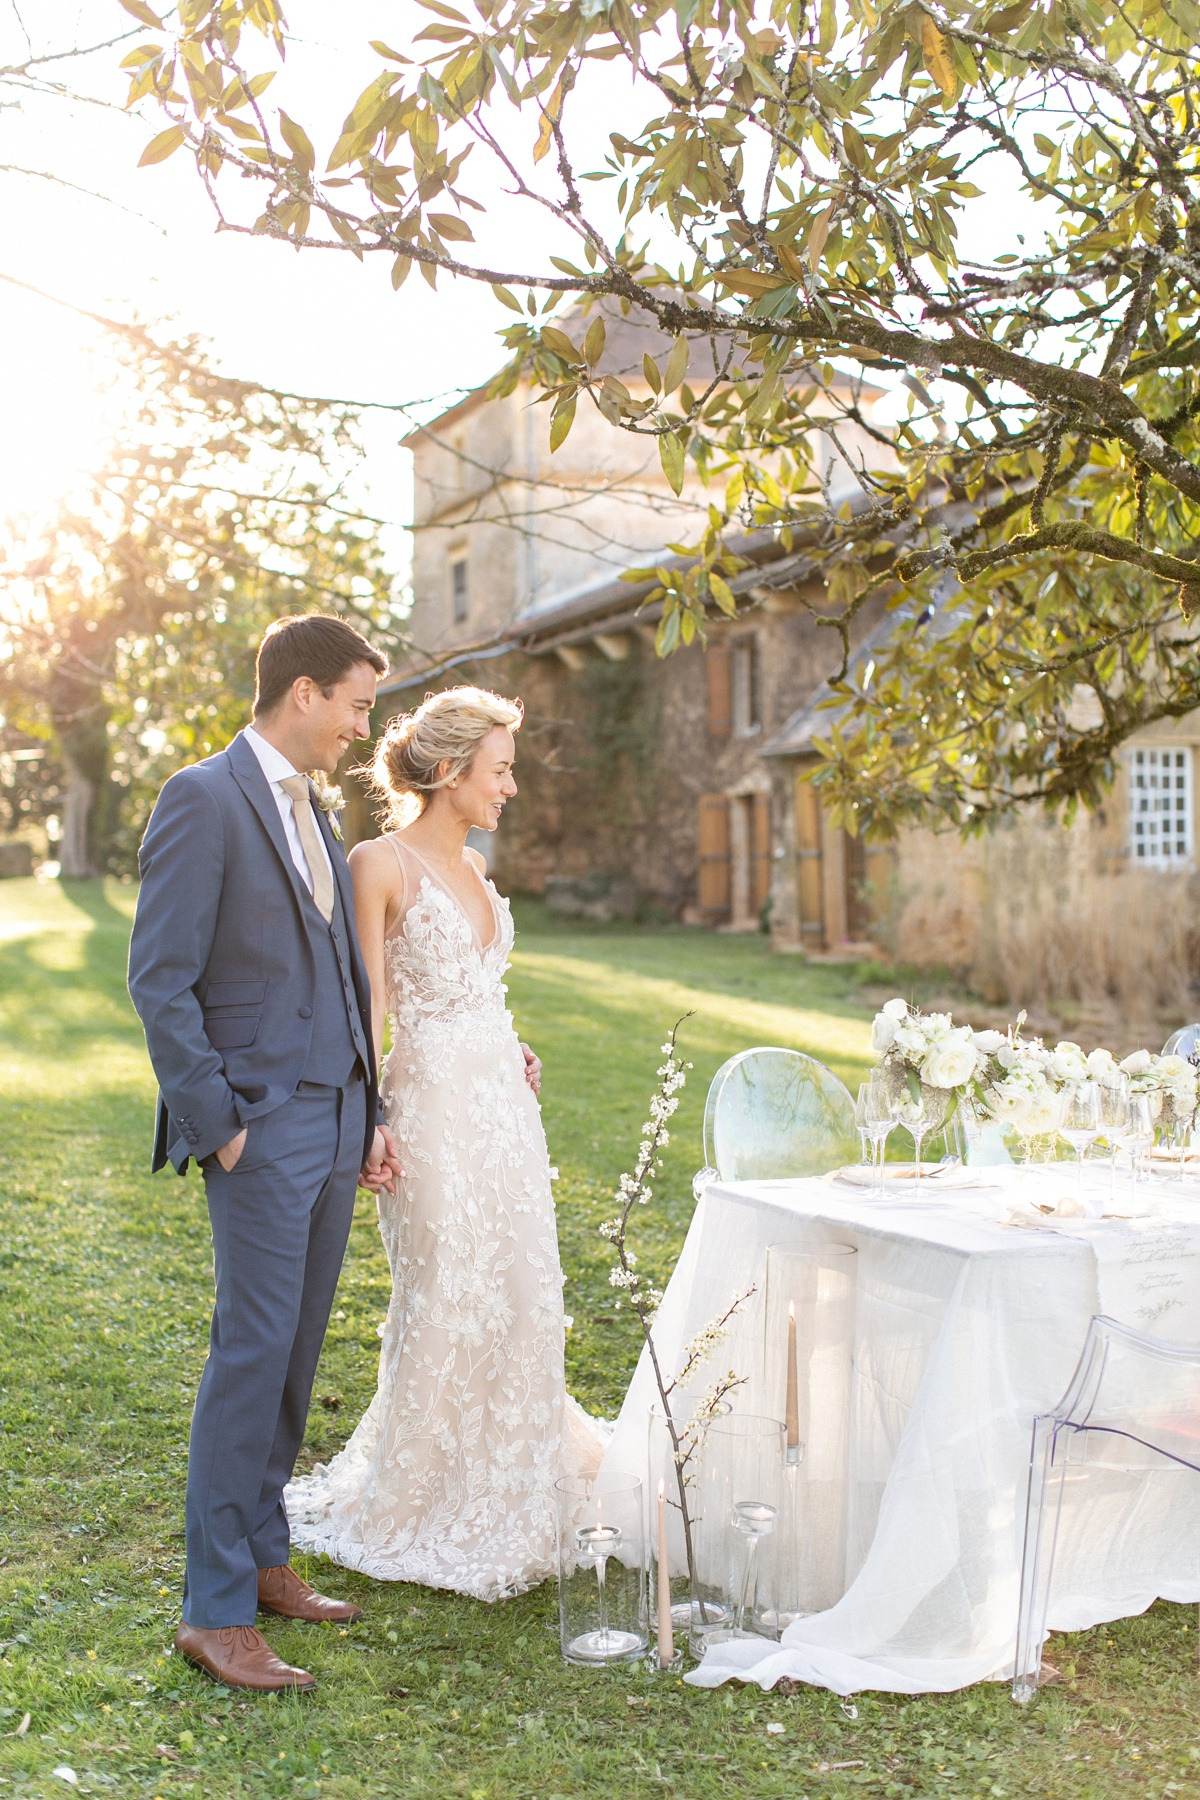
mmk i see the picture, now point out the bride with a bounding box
[286,686,603,1600]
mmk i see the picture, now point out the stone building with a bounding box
[370,307,1200,999]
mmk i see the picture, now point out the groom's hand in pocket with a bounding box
[216,1127,248,1172]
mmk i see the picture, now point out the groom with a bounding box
[128,613,402,1693]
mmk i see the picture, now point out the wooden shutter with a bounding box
[706,640,732,739]
[795,772,824,943]
[750,793,771,914]
[698,795,731,918]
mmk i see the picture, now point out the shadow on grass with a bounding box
[0,880,146,1062]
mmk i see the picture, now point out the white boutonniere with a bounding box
[313,781,345,842]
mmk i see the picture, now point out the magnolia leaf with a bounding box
[491,283,523,314]
[807,205,834,271]
[549,393,577,451]
[138,124,186,166]
[119,0,164,25]
[709,572,738,617]
[642,353,661,392]
[428,211,474,241]
[777,243,807,283]
[663,334,689,395]
[541,326,579,363]
[656,606,682,656]
[921,16,957,99]
[330,212,365,259]
[533,73,566,164]
[391,253,412,289]
[369,40,412,62]
[659,430,686,495]
[583,317,606,366]
[279,111,315,173]
[843,124,869,170]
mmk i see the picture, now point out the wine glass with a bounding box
[900,1084,951,1186]
[1059,1080,1101,1210]
[853,1083,872,1167]
[857,1077,898,1193]
[1128,1091,1158,1193]
[1098,1078,1132,1209]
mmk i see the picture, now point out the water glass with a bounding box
[855,1077,896,1192]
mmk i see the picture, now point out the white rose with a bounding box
[972,1030,1005,1054]
[921,1034,979,1090]
[882,998,909,1022]
[1120,1050,1152,1076]
[872,1013,897,1055]
[1026,1094,1063,1134]
[1086,1048,1117,1078]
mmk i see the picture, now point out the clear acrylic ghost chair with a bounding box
[697,1047,857,1188]
[1012,1314,1200,1702]
[1163,1023,1200,1059]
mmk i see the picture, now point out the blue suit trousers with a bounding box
[182,1077,366,1628]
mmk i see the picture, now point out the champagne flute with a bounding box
[1059,1079,1101,1210]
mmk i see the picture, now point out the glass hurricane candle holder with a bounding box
[687,1413,786,1659]
[555,1471,647,1667]
[764,1241,858,1624]
[648,1394,732,1649]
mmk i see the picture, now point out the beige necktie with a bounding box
[279,774,335,923]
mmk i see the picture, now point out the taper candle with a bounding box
[656,1478,673,1667]
[785,1299,800,1460]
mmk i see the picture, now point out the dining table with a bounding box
[598,1160,1200,1695]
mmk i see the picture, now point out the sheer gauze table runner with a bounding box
[599,1167,1200,1695]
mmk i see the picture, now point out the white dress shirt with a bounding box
[242,724,333,898]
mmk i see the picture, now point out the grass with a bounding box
[0,876,1198,1799]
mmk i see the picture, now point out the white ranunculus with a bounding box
[972,1029,1005,1055]
[882,998,909,1022]
[921,1032,979,1090]
[996,1044,1017,1071]
[987,1079,1033,1123]
[1026,1093,1063,1134]
[1086,1047,1117,1078]
[872,1013,897,1055]
[1049,1042,1088,1084]
[1120,1049,1152,1076]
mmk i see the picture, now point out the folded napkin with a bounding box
[833,1161,999,1192]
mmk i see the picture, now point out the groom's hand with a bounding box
[216,1128,247,1172]
[358,1126,403,1195]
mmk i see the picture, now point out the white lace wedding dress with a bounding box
[286,836,604,1601]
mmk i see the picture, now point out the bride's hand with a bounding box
[520,1042,542,1097]
[359,1125,403,1194]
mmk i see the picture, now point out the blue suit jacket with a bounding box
[127,730,378,1174]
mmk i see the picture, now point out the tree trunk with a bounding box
[58,755,98,879]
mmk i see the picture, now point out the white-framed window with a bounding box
[1129,747,1194,868]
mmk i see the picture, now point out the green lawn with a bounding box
[1,877,1198,1800]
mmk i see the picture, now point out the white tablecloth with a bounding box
[599,1166,1200,1695]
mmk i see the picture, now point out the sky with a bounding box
[0,2,1048,535]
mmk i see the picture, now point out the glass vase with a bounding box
[555,1470,647,1666]
[647,1395,731,1656]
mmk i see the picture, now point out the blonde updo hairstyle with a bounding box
[371,685,524,831]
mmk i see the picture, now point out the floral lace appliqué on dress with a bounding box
[285,839,604,1601]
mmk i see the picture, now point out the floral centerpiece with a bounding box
[870,998,1000,1121]
[1118,1050,1198,1128]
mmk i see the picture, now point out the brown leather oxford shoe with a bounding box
[174,1623,315,1692]
[257,1563,363,1624]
